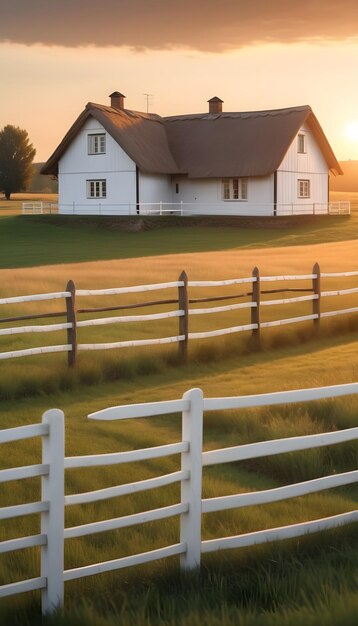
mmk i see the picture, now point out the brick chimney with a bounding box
[207,96,223,114]
[110,91,126,110]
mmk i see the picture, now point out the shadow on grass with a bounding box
[0,213,356,269]
[1,314,357,403]
[1,526,357,626]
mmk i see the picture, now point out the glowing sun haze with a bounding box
[1,0,358,162]
[345,121,358,142]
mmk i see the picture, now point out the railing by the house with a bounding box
[1,265,358,366]
[22,202,58,214]
[276,201,350,216]
[53,201,351,217]
[0,382,357,613]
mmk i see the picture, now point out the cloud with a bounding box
[1,0,358,51]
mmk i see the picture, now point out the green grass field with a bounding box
[0,202,357,625]
[0,190,357,269]
[0,339,357,625]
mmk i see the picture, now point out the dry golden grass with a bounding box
[330,189,358,205]
[0,193,58,216]
[0,236,357,399]
[0,193,58,201]
[1,238,357,296]
[0,212,357,624]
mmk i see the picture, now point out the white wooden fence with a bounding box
[22,202,58,214]
[1,266,358,366]
[0,382,357,613]
[54,201,351,216]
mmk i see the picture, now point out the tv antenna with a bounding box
[143,93,154,113]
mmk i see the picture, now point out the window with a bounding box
[222,178,248,200]
[298,179,310,198]
[88,134,106,154]
[175,183,179,194]
[223,179,230,200]
[297,134,306,153]
[87,179,107,198]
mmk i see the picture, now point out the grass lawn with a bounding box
[0,336,357,625]
[0,191,357,269]
[0,235,357,399]
[0,214,287,268]
[0,198,357,625]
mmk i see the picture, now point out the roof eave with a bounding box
[305,111,343,175]
[41,108,93,176]
[41,103,180,176]
[90,108,180,174]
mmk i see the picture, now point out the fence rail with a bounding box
[0,382,357,613]
[0,265,358,365]
[22,202,58,215]
[45,200,351,217]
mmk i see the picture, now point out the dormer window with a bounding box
[297,134,306,154]
[88,133,106,155]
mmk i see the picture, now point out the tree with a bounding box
[0,125,36,200]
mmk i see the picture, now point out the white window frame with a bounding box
[222,178,248,201]
[298,179,310,198]
[87,179,107,199]
[88,133,106,155]
[297,134,306,154]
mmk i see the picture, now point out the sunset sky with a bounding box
[1,0,358,162]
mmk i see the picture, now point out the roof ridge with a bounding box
[164,105,311,122]
[86,102,311,125]
[41,102,341,178]
[86,102,164,122]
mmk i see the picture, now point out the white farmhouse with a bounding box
[42,91,342,216]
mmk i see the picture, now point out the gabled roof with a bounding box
[41,102,342,177]
[164,106,342,177]
[41,103,180,176]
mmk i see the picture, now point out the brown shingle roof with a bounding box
[41,103,180,176]
[164,106,342,177]
[41,103,342,177]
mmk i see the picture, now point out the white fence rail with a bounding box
[0,382,357,613]
[53,201,351,217]
[22,202,58,215]
[1,266,358,365]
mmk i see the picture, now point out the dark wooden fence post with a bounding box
[312,262,321,328]
[178,270,189,361]
[66,280,77,367]
[251,266,260,342]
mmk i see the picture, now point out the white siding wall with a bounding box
[57,118,330,217]
[58,117,137,215]
[170,175,274,216]
[277,126,329,215]
[139,172,173,212]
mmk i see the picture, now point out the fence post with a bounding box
[251,266,260,342]
[312,262,321,327]
[66,280,77,367]
[181,201,184,216]
[180,387,204,570]
[178,270,189,361]
[41,409,65,614]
